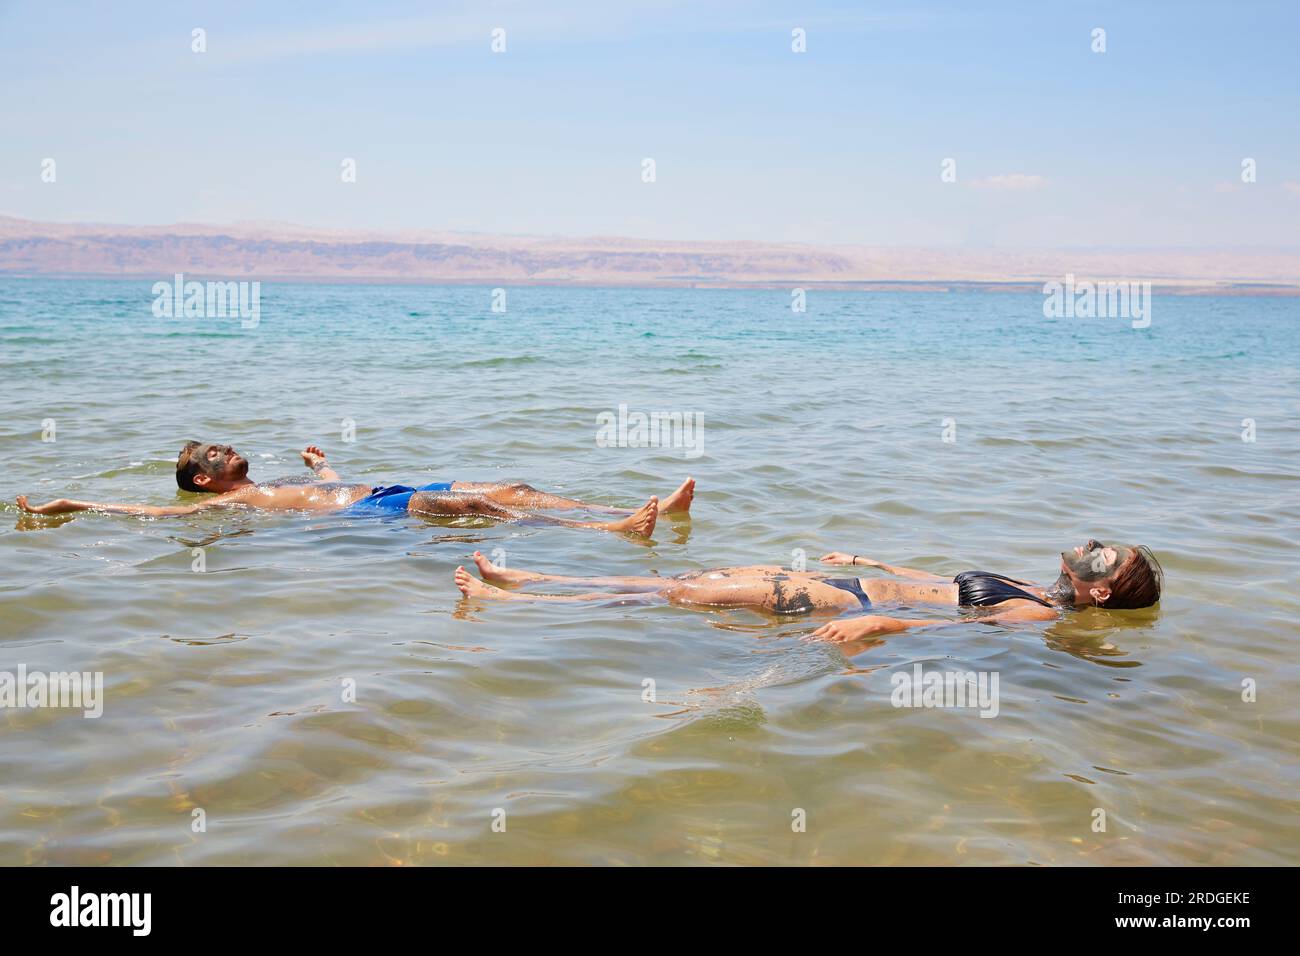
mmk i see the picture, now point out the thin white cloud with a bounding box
[212,3,937,64]
[1283,181,1300,198]
[219,14,489,63]
[972,174,1047,191]
[215,1,723,64]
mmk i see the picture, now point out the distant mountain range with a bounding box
[2,215,1296,294]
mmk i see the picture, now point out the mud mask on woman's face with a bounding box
[1062,540,1133,582]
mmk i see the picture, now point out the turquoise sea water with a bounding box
[1,277,1297,865]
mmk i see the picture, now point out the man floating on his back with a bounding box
[17,441,695,537]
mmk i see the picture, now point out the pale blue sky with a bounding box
[2,0,1297,246]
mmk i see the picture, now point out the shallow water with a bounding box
[1,278,1297,866]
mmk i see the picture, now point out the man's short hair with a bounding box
[176,441,206,492]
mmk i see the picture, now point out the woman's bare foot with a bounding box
[470,549,539,586]
[455,566,515,601]
[600,497,657,536]
[660,477,695,514]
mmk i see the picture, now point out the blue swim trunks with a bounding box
[342,481,455,515]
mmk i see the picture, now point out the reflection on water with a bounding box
[1,279,1297,866]
[1039,613,1151,666]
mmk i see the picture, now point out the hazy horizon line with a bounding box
[4,213,1299,254]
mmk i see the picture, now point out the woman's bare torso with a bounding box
[671,565,962,609]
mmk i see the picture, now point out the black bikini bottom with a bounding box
[824,577,872,610]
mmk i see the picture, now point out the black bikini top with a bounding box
[954,571,1054,609]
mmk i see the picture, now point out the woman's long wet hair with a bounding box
[1103,545,1163,609]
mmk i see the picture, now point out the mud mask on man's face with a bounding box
[194,443,241,477]
[198,444,228,473]
[1061,540,1133,582]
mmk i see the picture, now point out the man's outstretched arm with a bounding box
[17,494,210,517]
[820,552,947,580]
[301,445,340,481]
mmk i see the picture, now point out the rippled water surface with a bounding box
[1,278,1297,865]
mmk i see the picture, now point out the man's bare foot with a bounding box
[601,497,657,536]
[660,476,695,514]
[16,495,71,515]
[455,566,514,601]
[471,549,538,586]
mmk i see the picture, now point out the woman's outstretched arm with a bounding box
[810,601,1058,642]
[819,552,947,580]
